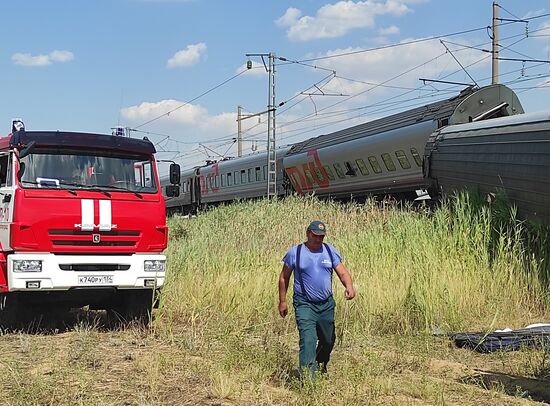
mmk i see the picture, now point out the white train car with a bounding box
[199,146,291,205]
[282,84,523,199]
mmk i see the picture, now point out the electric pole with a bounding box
[236,106,264,158]
[237,106,243,157]
[492,0,499,84]
[245,52,277,199]
[266,52,276,199]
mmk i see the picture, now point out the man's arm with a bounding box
[334,263,356,300]
[278,264,293,317]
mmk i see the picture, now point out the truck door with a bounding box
[0,153,15,250]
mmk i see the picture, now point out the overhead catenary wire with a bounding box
[291,11,550,64]
[153,24,549,151]
[157,12,550,168]
[131,68,249,130]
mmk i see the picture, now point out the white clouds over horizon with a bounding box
[12,50,74,67]
[167,42,207,68]
[276,1,415,41]
[121,99,244,135]
[310,38,489,104]
[120,99,262,166]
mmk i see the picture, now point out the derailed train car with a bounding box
[162,84,527,215]
[425,110,550,224]
[283,84,523,199]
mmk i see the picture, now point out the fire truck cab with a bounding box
[0,120,180,323]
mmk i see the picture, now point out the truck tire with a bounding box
[0,293,38,331]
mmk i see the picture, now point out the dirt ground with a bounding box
[0,311,549,405]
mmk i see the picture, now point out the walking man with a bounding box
[278,220,356,378]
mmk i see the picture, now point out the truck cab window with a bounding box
[18,148,158,193]
[0,154,10,187]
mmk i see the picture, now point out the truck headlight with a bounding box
[13,260,43,272]
[144,260,165,272]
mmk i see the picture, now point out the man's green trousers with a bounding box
[293,294,336,377]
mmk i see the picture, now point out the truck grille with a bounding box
[59,264,131,271]
[49,229,140,248]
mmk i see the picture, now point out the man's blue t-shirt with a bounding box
[283,243,342,301]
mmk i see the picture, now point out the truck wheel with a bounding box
[0,293,38,331]
[108,290,153,326]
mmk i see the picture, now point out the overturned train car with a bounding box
[425,110,550,225]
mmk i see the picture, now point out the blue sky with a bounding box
[2,0,549,169]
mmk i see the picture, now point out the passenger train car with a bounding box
[162,84,526,215]
[162,147,291,215]
[425,110,550,225]
[283,84,522,199]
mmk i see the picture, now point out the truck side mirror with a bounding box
[165,185,180,197]
[169,163,180,185]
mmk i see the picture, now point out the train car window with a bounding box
[395,150,411,169]
[410,148,422,167]
[263,165,267,180]
[313,167,325,182]
[227,172,233,186]
[323,165,335,181]
[304,168,315,184]
[333,163,346,179]
[344,161,357,177]
[221,174,226,187]
[368,156,383,174]
[255,166,261,181]
[215,175,219,188]
[241,169,247,184]
[381,153,396,171]
[355,159,369,176]
[234,171,240,185]
[247,168,253,183]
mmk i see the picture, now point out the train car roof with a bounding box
[198,145,292,172]
[0,130,156,154]
[439,110,550,135]
[287,86,478,155]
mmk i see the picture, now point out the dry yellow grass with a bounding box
[0,195,548,405]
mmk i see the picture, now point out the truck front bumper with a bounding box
[7,253,166,291]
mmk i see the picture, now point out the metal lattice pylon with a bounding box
[267,52,277,199]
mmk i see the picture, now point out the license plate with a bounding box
[78,275,113,285]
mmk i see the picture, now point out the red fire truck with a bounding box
[0,120,180,323]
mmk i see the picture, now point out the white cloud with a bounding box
[534,21,550,41]
[122,100,207,124]
[167,42,207,68]
[121,99,266,169]
[523,9,546,19]
[296,38,490,114]
[276,7,302,27]
[378,25,400,35]
[276,1,414,41]
[12,50,74,66]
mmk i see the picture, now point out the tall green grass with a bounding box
[156,194,550,338]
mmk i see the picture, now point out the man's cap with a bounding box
[307,220,327,235]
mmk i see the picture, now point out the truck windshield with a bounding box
[18,148,158,193]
